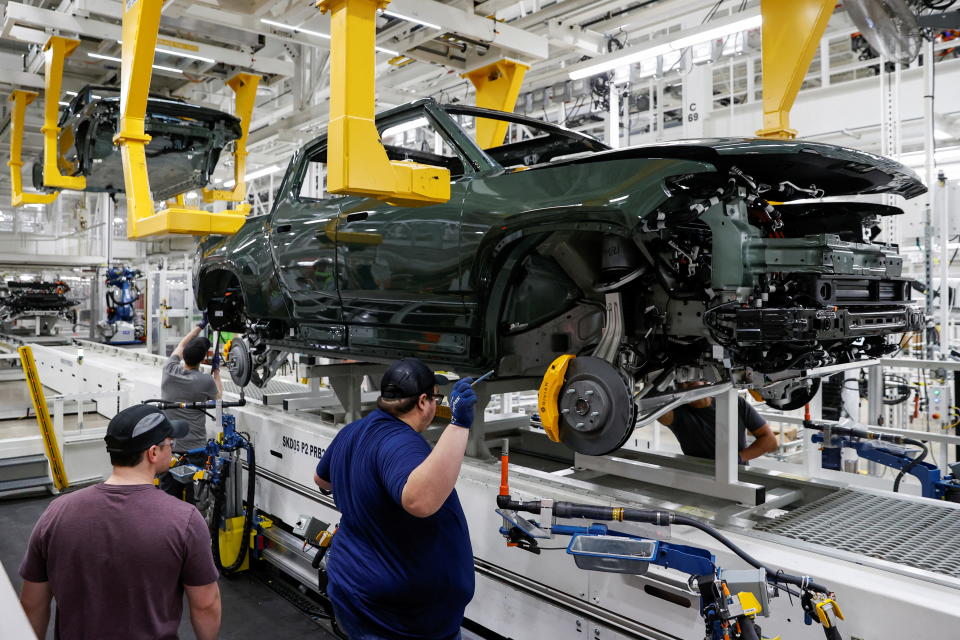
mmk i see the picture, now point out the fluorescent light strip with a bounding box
[58,101,70,106]
[118,40,216,64]
[87,52,183,74]
[261,17,397,54]
[155,47,215,64]
[568,14,762,80]
[381,9,441,31]
[261,18,330,39]
[65,90,77,96]
[223,164,284,187]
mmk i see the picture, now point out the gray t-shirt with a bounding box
[20,483,219,640]
[161,354,218,452]
[667,396,768,460]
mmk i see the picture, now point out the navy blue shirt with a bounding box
[315,409,474,639]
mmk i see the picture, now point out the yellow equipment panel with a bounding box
[462,59,530,149]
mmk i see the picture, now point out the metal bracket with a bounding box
[7,90,58,207]
[114,0,250,239]
[592,292,623,364]
[317,0,450,206]
[461,58,530,148]
[41,36,86,191]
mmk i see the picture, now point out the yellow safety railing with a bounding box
[7,90,58,207]
[462,59,529,149]
[41,36,86,190]
[18,346,69,491]
[317,0,450,206]
[756,0,835,139]
[115,0,256,238]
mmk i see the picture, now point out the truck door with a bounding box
[269,144,345,346]
[335,111,471,360]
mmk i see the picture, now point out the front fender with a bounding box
[195,221,290,320]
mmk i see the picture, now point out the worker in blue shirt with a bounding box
[314,357,478,640]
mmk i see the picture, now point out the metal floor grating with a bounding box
[223,378,306,402]
[754,489,960,577]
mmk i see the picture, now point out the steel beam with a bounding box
[4,1,295,77]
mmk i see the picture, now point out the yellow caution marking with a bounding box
[18,346,68,490]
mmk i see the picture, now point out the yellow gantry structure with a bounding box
[7,91,58,207]
[317,0,450,206]
[756,0,836,139]
[115,0,256,238]
[202,73,260,205]
[42,36,86,191]
[462,59,530,149]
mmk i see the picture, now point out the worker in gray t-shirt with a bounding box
[161,316,222,453]
[159,317,222,501]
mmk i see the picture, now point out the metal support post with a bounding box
[804,381,823,477]
[923,37,936,358]
[714,387,738,486]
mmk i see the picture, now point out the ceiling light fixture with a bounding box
[87,52,183,73]
[260,18,330,39]
[223,164,285,187]
[154,48,215,64]
[381,9,441,30]
[568,13,761,80]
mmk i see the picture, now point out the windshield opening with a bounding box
[443,107,607,171]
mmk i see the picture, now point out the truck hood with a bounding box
[555,138,926,200]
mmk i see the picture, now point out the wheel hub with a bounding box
[555,356,635,456]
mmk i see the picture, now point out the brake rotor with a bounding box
[556,356,636,456]
[226,338,252,388]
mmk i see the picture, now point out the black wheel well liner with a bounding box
[196,267,243,310]
[474,210,634,365]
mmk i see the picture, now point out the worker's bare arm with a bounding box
[185,581,221,640]
[739,424,778,461]
[212,369,223,399]
[19,579,52,638]
[656,410,675,426]
[173,325,202,359]
[401,425,469,518]
[314,473,332,491]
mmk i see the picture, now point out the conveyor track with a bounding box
[754,489,960,577]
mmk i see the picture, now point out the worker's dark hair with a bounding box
[109,449,146,467]
[377,394,420,417]
[182,337,211,368]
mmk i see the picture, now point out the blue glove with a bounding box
[449,378,477,428]
[210,354,221,372]
[197,311,208,330]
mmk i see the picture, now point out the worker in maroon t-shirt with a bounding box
[18,405,221,640]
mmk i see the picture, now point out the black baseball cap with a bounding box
[380,358,449,399]
[104,405,190,454]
